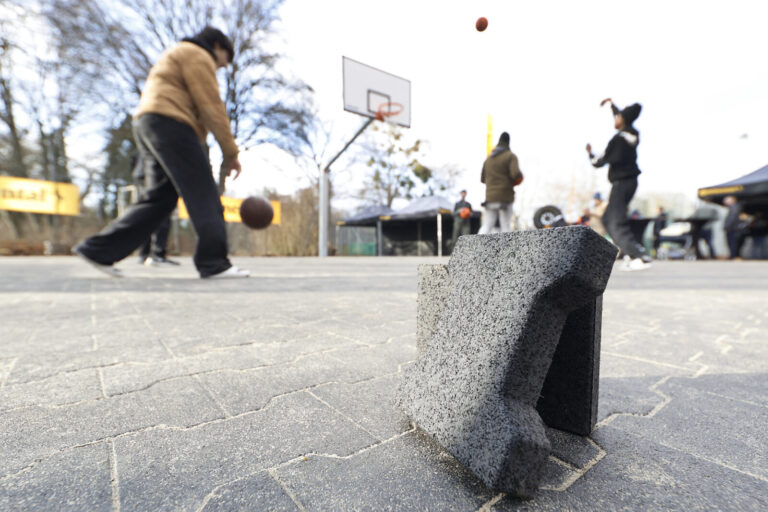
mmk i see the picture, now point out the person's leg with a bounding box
[149,215,171,259]
[499,203,512,232]
[459,219,472,237]
[734,232,747,259]
[603,179,646,260]
[700,228,714,258]
[479,207,499,235]
[450,219,461,249]
[132,177,152,262]
[137,114,231,277]
[76,128,178,265]
[726,231,737,259]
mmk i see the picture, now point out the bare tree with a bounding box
[0,4,72,237]
[357,123,436,208]
[43,0,315,193]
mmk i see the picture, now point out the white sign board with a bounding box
[342,57,411,128]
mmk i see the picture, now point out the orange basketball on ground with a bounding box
[460,207,472,219]
[240,196,273,230]
[475,17,488,32]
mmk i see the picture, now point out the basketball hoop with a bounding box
[375,102,404,122]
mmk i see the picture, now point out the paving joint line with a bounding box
[1,386,371,481]
[540,437,607,492]
[107,440,121,512]
[596,375,674,428]
[305,390,379,440]
[476,492,505,511]
[0,358,18,389]
[268,469,307,512]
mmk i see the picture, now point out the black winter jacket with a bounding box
[590,127,641,183]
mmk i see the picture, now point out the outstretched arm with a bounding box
[587,139,616,168]
[601,97,620,116]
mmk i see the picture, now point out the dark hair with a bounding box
[499,132,510,145]
[195,26,234,63]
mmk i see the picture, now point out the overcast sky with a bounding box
[233,0,767,216]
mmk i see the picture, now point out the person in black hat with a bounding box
[586,98,651,271]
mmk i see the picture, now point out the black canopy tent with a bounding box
[379,196,481,256]
[337,205,394,226]
[698,164,768,215]
[337,197,481,256]
[335,205,394,255]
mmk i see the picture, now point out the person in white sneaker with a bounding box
[74,27,248,279]
[586,98,651,271]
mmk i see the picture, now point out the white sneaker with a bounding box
[74,248,123,278]
[621,257,652,272]
[204,266,250,279]
[144,257,181,267]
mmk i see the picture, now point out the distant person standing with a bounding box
[132,153,179,267]
[724,195,748,259]
[75,27,249,279]
[652,206,668,257]
[451,190,473,249]
[586,98,651,271]
[589,192,608,236]
[479,132,523,234]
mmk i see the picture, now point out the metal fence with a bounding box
[336,225,377,256]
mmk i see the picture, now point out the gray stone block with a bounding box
[397,227,617,497]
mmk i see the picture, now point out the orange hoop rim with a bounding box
[375,102,403,121]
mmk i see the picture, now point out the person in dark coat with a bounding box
[724,195,748,259]
[479,132,523,234]
[586,98,651,271]
[450,190,473,249]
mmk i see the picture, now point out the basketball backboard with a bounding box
[342,57,411,128]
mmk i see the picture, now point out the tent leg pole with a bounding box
[437,213,443,257]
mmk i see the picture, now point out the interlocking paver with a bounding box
[0,256,766,510]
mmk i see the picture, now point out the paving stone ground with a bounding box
[0,256,766,511]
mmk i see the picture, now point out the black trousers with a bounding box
[76,114,231,277]
[135,169,171,260]
[137,214,170,260]
[727,231,746,259]
[603,178,647,260]
[450,218,472,248]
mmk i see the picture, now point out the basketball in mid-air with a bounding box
[475,17,488,32]
[459,207,472,219]
[240,196,273,230]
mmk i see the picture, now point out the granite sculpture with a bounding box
[397,226,617,498]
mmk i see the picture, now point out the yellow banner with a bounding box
[486,113,494,156]
[178,196,281,225]
[698,185,744,197]
[0,176,80,216]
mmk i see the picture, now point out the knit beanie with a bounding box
[620,103,642,125]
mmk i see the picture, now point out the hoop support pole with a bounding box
[319,116,376,258]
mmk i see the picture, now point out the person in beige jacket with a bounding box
[75,27,248,279]
[479,132,523,234]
